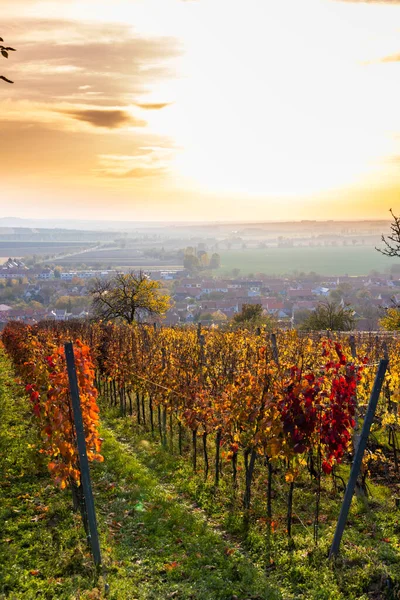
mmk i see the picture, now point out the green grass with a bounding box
[102,410,400,600]
[217,247,398,276]
[0,349,277,600]
[0,351,100,599]
[3,345,400,599]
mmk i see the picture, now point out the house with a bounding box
[174,287,202,301]
[35,269,54,280]
[199,281,229,295]
[260,299,284,314]
[159,270,182,280]
[180,279,202,289]
[287,289,315,300]
[49,309,68,321]
[312,286,330,296]
[164,310,181,326]
[292,300,319,311]
[0,268,28,279]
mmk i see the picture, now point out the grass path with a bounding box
[0,349,278,599]
[96,428,278,600]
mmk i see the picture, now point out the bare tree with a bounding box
[1,37,16,83]
[376,209,400,257]
[89,270,171,324]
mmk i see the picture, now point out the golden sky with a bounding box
[1,0,400,222]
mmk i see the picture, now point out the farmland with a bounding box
[217,245,398,277]
[0,241,95,261]
[53,247,181,268]
[24,243,400,276]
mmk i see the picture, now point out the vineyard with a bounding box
[2,321,400,599]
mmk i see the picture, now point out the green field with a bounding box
[218,246,399,277]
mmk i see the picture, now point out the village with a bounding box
[0,256,396,331]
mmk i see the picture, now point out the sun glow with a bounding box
[139,0,400,197]
[3,0,400,219]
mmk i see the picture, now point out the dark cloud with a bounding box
[60,108,146,128]
[136,102,171,110]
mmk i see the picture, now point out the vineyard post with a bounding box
[271,333,279,364]
[329,358,389,558]
[382,342,398,472]
[64,342,102,568]
[349,334,361,457]
[349,335,356,359]
[161,346,167,447]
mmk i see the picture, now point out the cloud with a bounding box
[60,108,146,129]
[379,53,400,62]
[118,167,167,178]
[336,1,400,3]
[2,18,181,104]
[97,148,173,177]
[0,120,174,181]
[136,102,172,110]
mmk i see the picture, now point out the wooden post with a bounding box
[329,358,388,558]
[349,335,357,359]
[64,342,102,567]
[349,334,361,455]
[271,333,279,364]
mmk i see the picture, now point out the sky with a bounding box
[1,0,400,222]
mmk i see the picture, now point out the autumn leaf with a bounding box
[164,561,180,571]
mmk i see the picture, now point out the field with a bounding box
[54,248,181,268]
[0,241,94,260]
[48,244,398,275]
[218,246,398,276]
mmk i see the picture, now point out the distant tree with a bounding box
[293,308,313,327]
[89,270,170,324]
[183,247,200,271]
[356,289,371,300]
[55,296,88,310]
[211,310,227,322]
[198,312,213,323]
[232,303,276,330]
[376,209,400,257]
[183,254,200,271]
[71,276,83,286]
[300,301,355,331]
[234,303,263,323]
[30,300,44,310]
[329,283,352,303]
[197,250,210,268]
[54,268,61,279]
[231,268,240,277]
[209,253,221,269]
[380,307,400,331]
[329,289,342,303]
[1,37,16,83]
